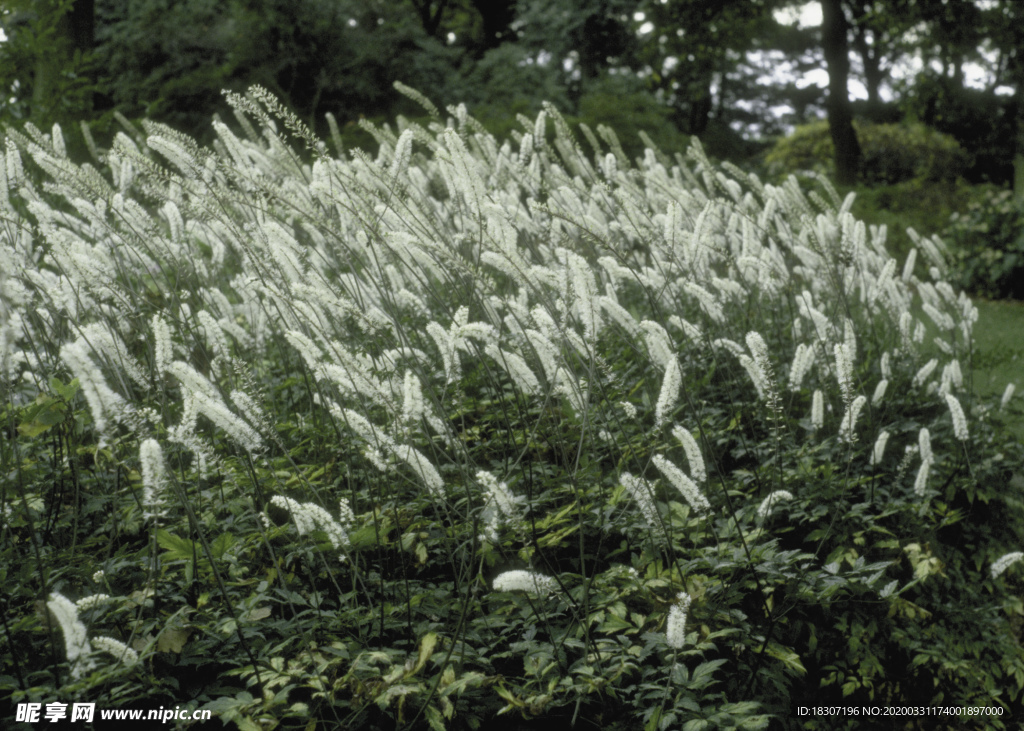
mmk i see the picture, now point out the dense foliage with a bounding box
[764,120,970,186]
[943,187,1024,300]
[2,90,1024,730]
[5,0,1024,191]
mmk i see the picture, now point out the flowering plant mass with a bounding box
[1,86,1022,729]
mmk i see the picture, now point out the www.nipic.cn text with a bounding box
[16,703,212,724]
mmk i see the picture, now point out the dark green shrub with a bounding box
[944,187,1024,300]
[765,120,970,185]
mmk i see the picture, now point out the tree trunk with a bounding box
[411,0,449,39]
[1015,93,1024,202]
[850,24,884,121]
[469,0,516,53]
[821,0,861,185]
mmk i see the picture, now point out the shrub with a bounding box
[765,120,970,185]
[2,87,1023,730]
[943,186,1024,300]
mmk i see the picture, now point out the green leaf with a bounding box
[691,659,727,686]
[210,532,236,560]
[598,614,634,633]
[246,606,271,621]
[412,632,438,675]
[156,530,195,562]
[157,625,192,653]
[644,707,662,731]
[425,704,446,731]
[49,376,80,401]
[17,395,68,437]
[764,643,806,676]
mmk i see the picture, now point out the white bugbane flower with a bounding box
[838,395,867,443]
[76,594,113,611]
[833,343,854,403]
[672,426,705,483]
[389,129,413,178]
[991,552,1024,579]
[231,389,268,433]
[745,332,777,404]
[91,636,139,667]
[269,495,350,553]
[737,355,767,400]
[871,379,888,406]
[401,370,425,426]
[666,592,691,649]
[944,394,969,441]
[394,443,445,497]
[621,472,660,529]
[871,430,890,466]
[640,320,675,369]
[139,439,168,521]
[493,570,557,596]
[757,490,794,520]
[152,314,172,375]
[918,428,933,465]
[788,343,815,391]
[811,390,824,431]
[652,454,711,513]
[912,358,938,388]
[60,339,129,437]
[1001,383,1015,411]
[684,282,724,323]
[478,470,521,542]
[901,248,917,282]
[913,460,930,497]
[166,361,262,451]
[655,357,682,427]
[485,344,540,394]
[47,593,94,680]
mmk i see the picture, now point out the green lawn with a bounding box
[973,298,1024,436]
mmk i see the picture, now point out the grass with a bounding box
[973,299,1024,395]
[973,298,1024,437]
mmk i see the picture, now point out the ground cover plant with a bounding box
[2,86,1024,730]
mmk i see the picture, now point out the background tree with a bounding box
[846,0,914,122]
[636,0,779,136]
[821,0,861,184]
[33,0,95,124]
[2,0,1023,192]
[0,0,97,128]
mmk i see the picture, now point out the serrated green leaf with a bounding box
[156,530,195,561]
[210,532,236,559]
[765,643,806,676]
[425,704,446,731]
[412,632,437,675]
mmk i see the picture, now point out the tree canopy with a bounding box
[1,0,1023,189]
